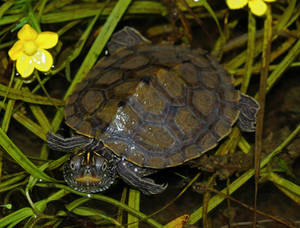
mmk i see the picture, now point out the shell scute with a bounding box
[155,69,186,105]
[213,119,232,140]
[174,107,204,136]
[197,131,218,152]
[109,104,139,133]
[80,90,104,113]
[222,87,240,102]
[189,54,211,69]
[133,81,166,116]
[107,81,138,99]
[184,144,205,158]
[174,62,199,88]
[94,69,123,88]
[148,156,166,168]
[77,120,92,137]
[135,124,176,151]
[167,152,185,166]
[94,49,133,69]
[222,103,239,125]
[95,100,119,127]
[119,54,149,69]
[104,140,129,157]
[200,70,220,89]
[191,89,217,117]
[65,115,81,130]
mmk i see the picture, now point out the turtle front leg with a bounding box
[47,133,94,152]
[116,160,167,195]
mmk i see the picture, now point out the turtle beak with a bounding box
[75,172,102,183]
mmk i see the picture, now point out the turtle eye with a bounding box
[101,161,108,171]
[94,155,108,171]
[70,161,76,170]
[69,156,81,171]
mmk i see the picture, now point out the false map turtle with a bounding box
[47,27,259,195]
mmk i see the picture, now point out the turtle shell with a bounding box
[64,44,240,169]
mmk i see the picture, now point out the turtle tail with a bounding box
[237,93,260,132]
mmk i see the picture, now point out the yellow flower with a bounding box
[8,24,58,78]
[226,0,275,16]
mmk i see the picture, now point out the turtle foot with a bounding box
[238,94,260,132]
[107,27,150,53]
[116,160,167,195]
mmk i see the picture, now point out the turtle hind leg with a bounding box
[116,160,167,195]
[237,93,260,132]
[107,27,150,53]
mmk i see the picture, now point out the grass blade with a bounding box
[29,105,51,131]
[266,39,300,92]
[128,189,140,228]
[1,78,22,132]
[37,183,163,228]
[0,83,63,106]
[0,128,56,182]
[0,207,33,227]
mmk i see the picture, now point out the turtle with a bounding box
[47,27,259,195]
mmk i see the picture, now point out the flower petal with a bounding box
[18,24,38,41]
[32,49,53,72]
[36,32,58,49]
[226,0,248,9]
[16,53,35,78]
[249,0,267,16]
[8,40,24,60]
[264,0,276,2]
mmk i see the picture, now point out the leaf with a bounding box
[128,189,140,228]
[0,83,63,105]
[0,128,56,182]
[164,214,190,228]
[267,172,300,204]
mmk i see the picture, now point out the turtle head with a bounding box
[63,150,117,193]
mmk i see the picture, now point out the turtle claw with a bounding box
[116,160,168,195]
[141,182,168,195]
[136,177,168,195]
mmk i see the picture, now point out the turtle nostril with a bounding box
[84,167,92,175]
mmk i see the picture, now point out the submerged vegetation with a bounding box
[0,0,299,227]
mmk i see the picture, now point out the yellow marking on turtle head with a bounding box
[76,176,101,183]
[86,152,90,164]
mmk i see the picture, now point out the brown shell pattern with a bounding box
[64,44,240,169]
